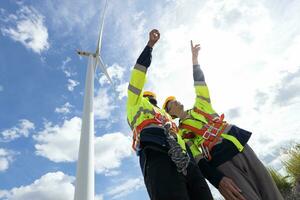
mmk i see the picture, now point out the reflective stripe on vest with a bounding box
[180,108,227,160]
[128,84,142,96]
[129,107,156,129]
[221,133,244,152]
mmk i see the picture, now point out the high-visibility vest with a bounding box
[180,108,228,160]
[178,81,244,160]
[126,63,186,152]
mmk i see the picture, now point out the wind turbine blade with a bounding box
[97,57,114,85]
[95,0,109,56]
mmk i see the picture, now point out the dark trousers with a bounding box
[139,145,213,200]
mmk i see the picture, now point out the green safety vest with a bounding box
[126,64,186,151]
[179,81,244,160]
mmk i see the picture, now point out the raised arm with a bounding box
[191,41,211,103]
[191,40,203,79]
[127,29,160,106]
[191,41,245,200]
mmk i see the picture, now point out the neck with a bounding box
[178,111,189,120]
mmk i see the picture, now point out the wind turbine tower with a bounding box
[74,0,112,200]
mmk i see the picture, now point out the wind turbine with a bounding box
[74,0,112,200]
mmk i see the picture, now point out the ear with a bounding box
[166,102,172,113]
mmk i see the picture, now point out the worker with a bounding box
[126,30,213,200]
[163,40,283,200]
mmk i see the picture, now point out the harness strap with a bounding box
[193,107,214,121]
[180,108,228,160]
[203,122,227,150]
[180,124,213,141]
[182,132,195,139]
[131,112,178,151]
[132,118,161,151]
[194,107,224,126]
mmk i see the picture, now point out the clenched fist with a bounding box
[147,29,160,48]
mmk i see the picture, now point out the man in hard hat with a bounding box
[163,41,283,200]
[127,30,213,200]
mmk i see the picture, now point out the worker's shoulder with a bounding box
[126,96,151,109]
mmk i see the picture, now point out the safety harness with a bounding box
[132,110,190,175]
[180,107,228,160]
[132,111,178,151]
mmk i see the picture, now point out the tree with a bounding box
[269,144,300,199]
[284,144,300,193]
[269,168,292,196]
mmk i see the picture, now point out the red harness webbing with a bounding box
[180,107,228,160]
[131,112,178,151]
[132,118,160,151]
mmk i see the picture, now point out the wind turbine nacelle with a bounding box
[77,50,96,57]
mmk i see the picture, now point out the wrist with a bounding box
[147,41,155,48]
[215,175,225,189]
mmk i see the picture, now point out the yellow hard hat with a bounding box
[163,96,176,110]
[143,91,157,99]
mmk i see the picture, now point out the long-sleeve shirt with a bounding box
[127,45,187,153]
[179,64,252,188]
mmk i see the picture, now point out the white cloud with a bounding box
[62,57,71,65]
[0,171,104,200]
[116,82,128,100]
[43,0,100,37]
[1,6,49,54]
[273,69,300,106]
[64,70,73,78]
[143,0,274,112]
[99,64,125,85]
[0,171,75,200]
[33,117,132,173]
[0,148,15,172]
[107,177,144,199]
[34,117,81,162]
[98,63,128,102]
[95,194,104,200]
[103,170,121,177]
[55,102,73,114]
[94,132,132,174]
[61,57,77,78]
[0,85,3,92]
[248,98,300,167]
[1,119,35,141]
[67,79,79,91]
[94,88,116,120]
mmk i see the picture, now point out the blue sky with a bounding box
[0,0,300,199]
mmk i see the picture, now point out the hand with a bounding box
[191,40,200,64]
[218,177,246,200]
[147,29,160,48]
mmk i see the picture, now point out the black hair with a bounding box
[147,96,158,106]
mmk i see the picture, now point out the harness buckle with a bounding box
[202,130,216,140]
[202,131,210,140]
